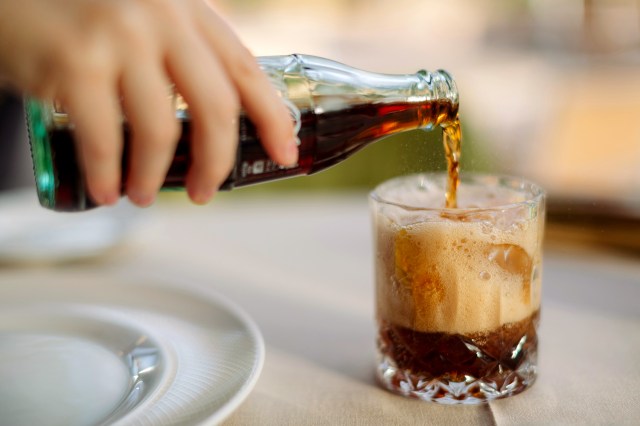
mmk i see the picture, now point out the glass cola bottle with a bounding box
[26,54,458,211]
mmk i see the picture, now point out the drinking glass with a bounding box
[370,173,545,404]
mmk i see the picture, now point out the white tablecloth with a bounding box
[2,193,639,425]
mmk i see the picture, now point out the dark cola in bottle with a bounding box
[26,54,458,211]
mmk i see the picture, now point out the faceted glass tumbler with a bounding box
[370,173,545,404]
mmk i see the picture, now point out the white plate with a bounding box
[0,189,137,263]
[0,275,265,425]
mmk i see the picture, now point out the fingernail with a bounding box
[127,191,155,207]
[282,139,299,166]
[190,189,216,205]
[103,192,120,206]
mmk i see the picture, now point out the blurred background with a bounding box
[1,0,639,255]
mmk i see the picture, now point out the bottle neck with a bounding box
[258,54,459,130]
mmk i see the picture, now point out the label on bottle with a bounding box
[231,114,302,187]
[240,158,286,178]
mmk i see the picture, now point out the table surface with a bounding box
[2,193,639,425]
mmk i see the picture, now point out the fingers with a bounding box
[63,77,122,206]
[120,63,179,207]
[193,4,298,166]
[165,26,239,204]
[36,0,293,208]
[234,54,299,166]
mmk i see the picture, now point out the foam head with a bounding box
[371,173,545,334]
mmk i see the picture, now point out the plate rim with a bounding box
[148,281,266,426]
[0,274,266,426]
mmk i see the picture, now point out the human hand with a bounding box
[0,0,297,206]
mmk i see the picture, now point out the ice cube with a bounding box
[485,243,532,304]
[486,244,531,276]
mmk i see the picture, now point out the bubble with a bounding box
[480,271,491,281]
[496,216,509,230]
[481,222,492,234]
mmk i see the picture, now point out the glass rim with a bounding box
[369,172,546,213]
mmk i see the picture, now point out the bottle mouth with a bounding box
[416,69,459,108]
[435,69,459,106]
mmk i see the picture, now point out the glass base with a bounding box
[376,351,537,404]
